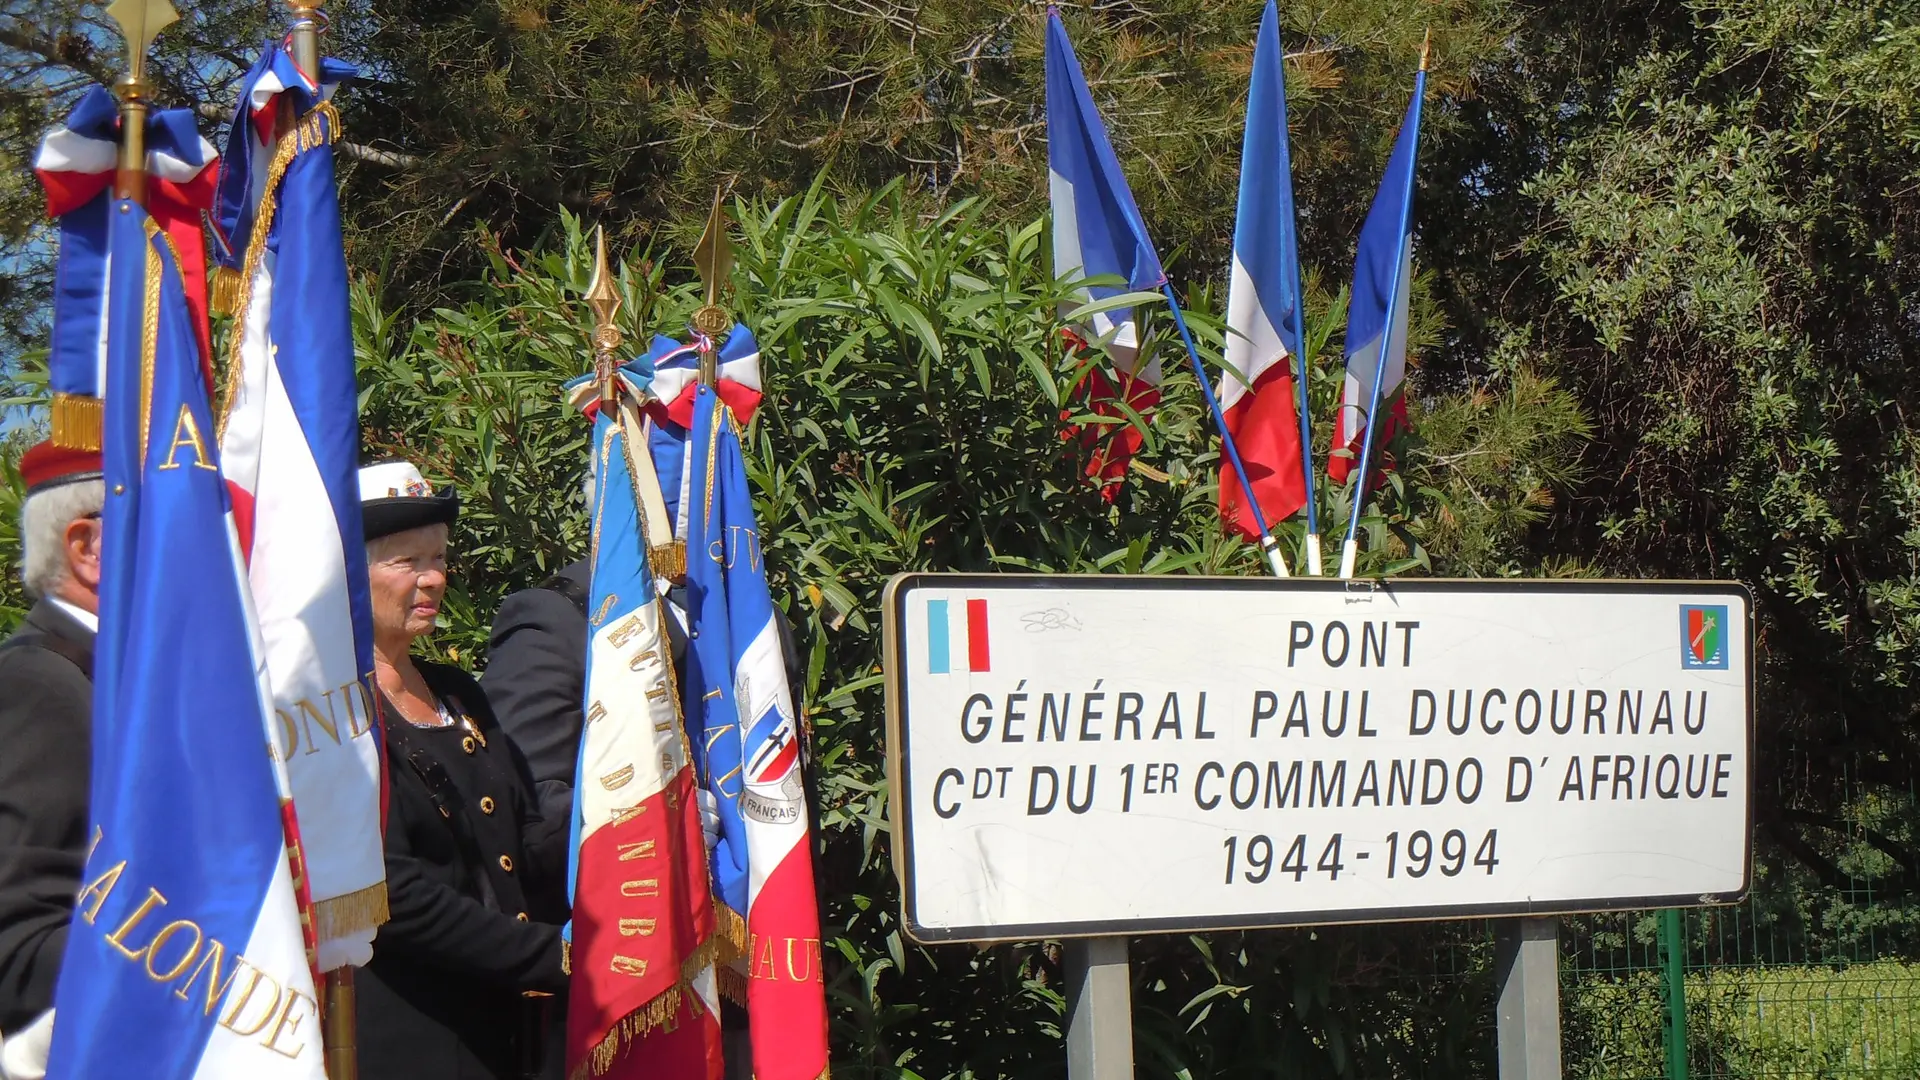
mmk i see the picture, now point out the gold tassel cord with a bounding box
[215,101,341,438]
[311,882,389,943]
[139,221,162,465]
[209,265,241,318]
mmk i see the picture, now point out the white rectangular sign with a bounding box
[882,575,1752,943]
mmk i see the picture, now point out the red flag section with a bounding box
[567,768,724,1080]
[1219,363,1307,539]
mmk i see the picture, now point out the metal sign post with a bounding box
[1065,937,1134,1080]
[1496,916,1563,1080]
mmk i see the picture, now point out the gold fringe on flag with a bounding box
[562,937,571,976]
[50,393,103,451]
[716,963,748,1008]
[311,881,389,942]
[570,936,721,1080]
[648,540,687,582]
[216,100,342,437]
[713,900,748,966]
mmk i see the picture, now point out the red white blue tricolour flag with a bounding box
[1329,68,1426,487]
[1046,7,1167,496]
[1217,0,1309,538]
[214,44,386,972]
[47,186,321,1080]
[567,362,724,1080]
[682,381,831,1080]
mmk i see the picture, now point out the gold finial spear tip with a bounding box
[691,185,734,334]
[106,0,178,83]
[1419,28,1433,72]
[584,226,620,329]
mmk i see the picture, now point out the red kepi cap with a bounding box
[19,438,104,494]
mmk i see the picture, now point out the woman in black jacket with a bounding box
[353,461,568,1079]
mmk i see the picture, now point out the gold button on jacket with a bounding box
[498,854,514,873]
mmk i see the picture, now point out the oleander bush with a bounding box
[349,188,1583,1078]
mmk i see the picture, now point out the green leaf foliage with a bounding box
[354,190,1583,1078]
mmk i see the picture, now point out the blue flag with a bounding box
[47,200,322,1078]
[1045,6,1166,358]
[680,385,760,936]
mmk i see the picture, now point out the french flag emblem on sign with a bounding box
[927,598,990,674]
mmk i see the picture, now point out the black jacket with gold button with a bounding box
[357,659,569,1080]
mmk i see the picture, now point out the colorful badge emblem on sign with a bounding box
[926,598,990,674]
[1680,605,1729,670]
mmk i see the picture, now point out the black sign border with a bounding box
[882,573,1757,945]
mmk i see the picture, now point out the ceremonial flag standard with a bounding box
[1328,71,1426,487]
[1045,7,1167,493]
[682,379,830,1080]
[213,44,385,972]
[46,195,323,1079]
[642,326,765,542]
[1218,0,1309,539]
[565,358,723,1080]
[34,87,217,445]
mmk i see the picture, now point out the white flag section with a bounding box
[1045,9,1166,380]
[1048,173,1155,379]
[215,46,384,971]
[1335,246,1411,462]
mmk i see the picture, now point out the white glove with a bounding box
[316,931,375,973]
[697,788,721,855]
[0,1008,54,1080]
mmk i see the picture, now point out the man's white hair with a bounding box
[20,480,106,601]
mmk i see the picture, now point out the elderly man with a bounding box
[0,441,105,1077]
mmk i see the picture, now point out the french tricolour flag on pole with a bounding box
[1328,74,1425,486]
[1218,0,1309,540]
[926,598,990,674]
[1046,6,1168,495]
[567,366,722,1080]
[214,44,387,972]
[681,381,830,1080]
[47,194,321,1080]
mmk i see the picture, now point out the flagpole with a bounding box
[1162,283,1290,578]
[1338,32,1429,581]
[106,0,178,205]
[1271,6,1321,576]
[289,0,323,82]
[279,4,360,1074]
[1290,288,1320,575]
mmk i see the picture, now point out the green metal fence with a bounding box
[1558,783,1920,1079]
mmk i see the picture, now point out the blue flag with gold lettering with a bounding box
[45,198,323,1079]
